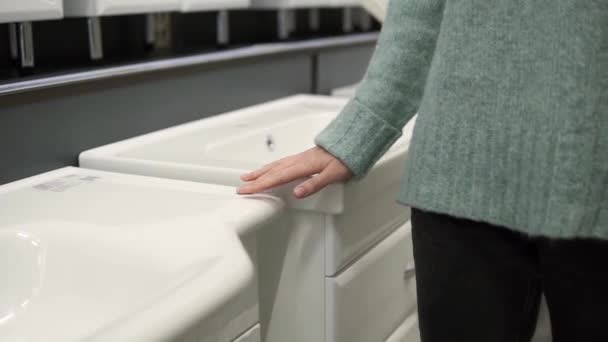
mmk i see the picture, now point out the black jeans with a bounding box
[411,208,608,342]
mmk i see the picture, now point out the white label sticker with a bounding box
[34,174,100,192]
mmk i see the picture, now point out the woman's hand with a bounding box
[237,146,353,199]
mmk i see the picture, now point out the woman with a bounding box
[238,1,608,341]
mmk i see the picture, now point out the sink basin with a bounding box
[0,0,63,23]
[0,221,222,341]
[204,112,337,165]
[0,167,283,342]
[203,111,407,166]
[63,0,180,17]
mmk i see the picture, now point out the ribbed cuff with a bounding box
[314,98,402,179]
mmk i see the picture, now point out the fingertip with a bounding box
[293,186,308,199]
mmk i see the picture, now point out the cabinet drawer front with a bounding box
[325,192,410,276]
[326,222,417,342]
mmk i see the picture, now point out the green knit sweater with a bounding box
[315,0,608,239]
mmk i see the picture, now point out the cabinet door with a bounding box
[233,324,261,342]
[386,314,420,342]
[326,222,417,342]
[325,191,410,276]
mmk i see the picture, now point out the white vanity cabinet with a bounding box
[80,94,419,342]
[326,223,417,342]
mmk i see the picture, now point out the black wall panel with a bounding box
[316,44,374,94]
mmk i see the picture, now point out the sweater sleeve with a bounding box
[314,0,446,178]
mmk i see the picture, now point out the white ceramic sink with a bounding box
[81,95,349,176]
[80,95,416,213]
[63,0,180,17]
[0,0,63,23]
[0,167,283,342]
[181,0,251,12]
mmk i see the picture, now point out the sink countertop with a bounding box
[0,167,284,342]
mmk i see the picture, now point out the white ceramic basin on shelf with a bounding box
[0,0,63,23]
[80,94,416,213]
[81,95,346,181]
[63,0,180,17]
[181,0,251,12]
[0,167,283,342]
